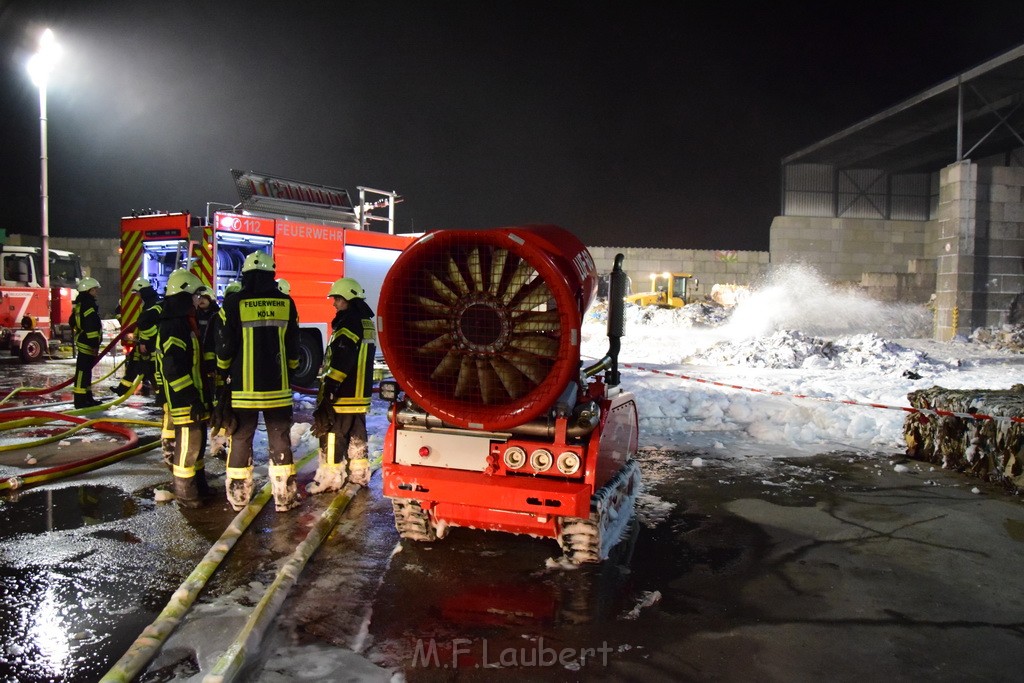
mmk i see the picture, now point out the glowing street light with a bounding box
[27,28,62,290]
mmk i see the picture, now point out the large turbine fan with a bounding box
[380,225,595,431]
[402,244,560,407]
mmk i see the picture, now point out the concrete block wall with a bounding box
[769,215,929,284]
[934,161,1024,339]
[587,245,769,301]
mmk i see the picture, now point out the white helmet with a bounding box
[130,277,152,293]
[242,251,275,272]
[165,269,203,296]
[77,277,100,292]
[277,278,291,295]
[328,277,365,300]
[224,280,242,295]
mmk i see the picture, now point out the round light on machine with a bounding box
[556,451,581,475]
[418,446,431,458]
[503,446,527,470]
[530,448,553,472]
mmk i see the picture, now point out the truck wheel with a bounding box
[20,333,46,363]
[292,331,323,388]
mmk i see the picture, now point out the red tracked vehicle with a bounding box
[377,225,639,562]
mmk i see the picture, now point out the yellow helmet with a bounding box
[130,276,152,293]
[165,269,203,296]
[224,280,242,294]
[76,277,100,292]
[328,277,365,300]
[277,278,291,295]
[242,251,275,272]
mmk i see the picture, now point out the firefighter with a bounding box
[216,252,301,512]
[308,277,375,493]
[156,268,211,507]
[193,285,219,384]
[196,285,228,461]
[71,277,103,409]
[113,277,161,397]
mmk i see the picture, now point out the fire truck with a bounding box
[0,244,81,361]
[118,170,414,386]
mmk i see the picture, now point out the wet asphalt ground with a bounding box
[1,358,1023,682]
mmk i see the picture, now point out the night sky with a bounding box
[2,1,1024,251]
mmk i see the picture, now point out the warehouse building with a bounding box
[772,43,1024,340]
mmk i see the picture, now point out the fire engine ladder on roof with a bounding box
[356,187,402,234]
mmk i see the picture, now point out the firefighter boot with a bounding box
[270,463,299,512]
[306,449,346,494]
[195,465,213,499]
[348,457,371,487]
[226,474,253,512]
[173,475,202,509]
[73,392,102,409]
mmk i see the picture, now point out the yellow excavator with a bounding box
[624,271,695,308]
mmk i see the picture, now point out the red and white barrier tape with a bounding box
[620,363,1024,426]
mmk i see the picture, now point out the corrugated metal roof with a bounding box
[783,44,1024,173]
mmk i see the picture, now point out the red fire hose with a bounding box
[13,323,137,397]
[0,409,145,493]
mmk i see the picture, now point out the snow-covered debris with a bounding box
[688,330,945,374]
[970,324,1024,353]
[590,300,731,328]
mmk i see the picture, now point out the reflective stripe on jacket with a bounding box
[156,295,208,425]
[217,288,299,410]
[71,292,101,355]
[319,305,375,414]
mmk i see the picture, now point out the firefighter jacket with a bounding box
[216,277,300,410]
[156,293,209,425]
[319,299,376,414]
[135,289,162,357]
[195,300,220,382]
[71,291,102,356]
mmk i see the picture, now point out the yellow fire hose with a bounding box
[0,357,127,406]
[99,447,323,683]
[204,461,380,683]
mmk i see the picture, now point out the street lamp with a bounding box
[27,28,62,291]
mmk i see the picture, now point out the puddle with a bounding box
[0,485,142,538]
[1005,517,1024,542]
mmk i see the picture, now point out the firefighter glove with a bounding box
[319,378,341,404]
[312,399,335,438]
[179,387,202,423]
[211,386,238,435]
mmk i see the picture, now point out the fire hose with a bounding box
[0,409,155,493]
[0,321,137,404]
[99,447,326,683]
[0,377,143,430]
[205,464,380,683]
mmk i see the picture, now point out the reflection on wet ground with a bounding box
[0,485,145,537]
[0,428,1020,682]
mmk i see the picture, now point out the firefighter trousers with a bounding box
[116,350,155,394]
[73,350,97,395]
[318,412,368,466]
[171,421,209,506]
[227,407,294,471]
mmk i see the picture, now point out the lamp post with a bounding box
[27,28,62,291]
